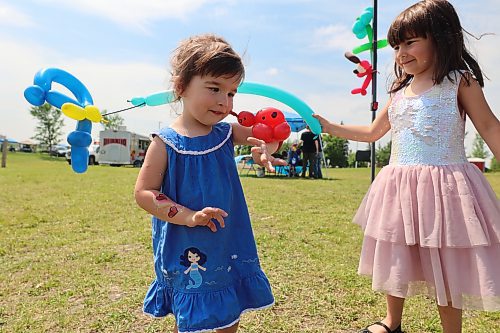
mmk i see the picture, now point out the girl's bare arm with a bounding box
[459,76,500,160]
[313,98,392,142]
[134,136,227,232]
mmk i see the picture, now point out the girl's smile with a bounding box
[394,36,435,78]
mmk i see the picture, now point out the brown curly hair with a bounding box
[170,34,245,101]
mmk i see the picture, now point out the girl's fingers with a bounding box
[206,220,217,232]
[247,137,265,146]
[213,215,225,228]
[199,207,227,231]
[271,157,288,166]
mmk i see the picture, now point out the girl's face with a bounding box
[187,251,200,263]
[393,35,435,78]
[180,74,240,127]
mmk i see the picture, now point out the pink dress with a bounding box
[354,71,500,310]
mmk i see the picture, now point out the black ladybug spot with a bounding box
[271,112,277,118]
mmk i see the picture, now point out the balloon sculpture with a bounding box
[231,107,291,143]
[346,7,388,97]
[351,7,388,54]
[345,52,373,96]
[24,68,106,173]
[128,82,322,136]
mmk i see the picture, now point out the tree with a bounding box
[470,132,490,159]
[101,110,125,130]
[322,134,349,167]
[234,145,252,156]
[376,141,391,167]
[30,103,64,151]
[490,157,500,172]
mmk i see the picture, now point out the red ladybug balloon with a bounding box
[252,123,274,142]
[233,107,291,143]
[254,107,286,128]
[236,111,255,127]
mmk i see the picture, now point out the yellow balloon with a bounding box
[85,105,102,122]
[62,103,86,120]
[61,103,104,123]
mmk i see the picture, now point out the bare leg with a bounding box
[365,295,405,333]
[173,322,178,333]
[216,322,239,333]
[437,303,462,333]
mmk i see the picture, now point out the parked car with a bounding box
[50,144,70,157]
[20,145,33,153]
[65,144,100,165]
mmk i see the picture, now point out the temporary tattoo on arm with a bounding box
[153,193,184,218]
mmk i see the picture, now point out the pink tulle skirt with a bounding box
[354,163,500,310]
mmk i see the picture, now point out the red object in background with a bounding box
[468,158,486,172]
[232,107,291,143]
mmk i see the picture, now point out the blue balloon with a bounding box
[130,90,176,107]
[128,83,322,135]
[238,82,322,135]
[352,7,374,39]
[24,68,94,173]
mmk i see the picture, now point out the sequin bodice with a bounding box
[388,72,467,166]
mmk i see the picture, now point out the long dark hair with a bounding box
[387,0,484,93]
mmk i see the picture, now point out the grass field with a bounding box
[1,153,499,333]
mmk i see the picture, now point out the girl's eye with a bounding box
[393,45,400,51]
[228,92,235,97]
[209,87,219,93]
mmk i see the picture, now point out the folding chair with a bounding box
[239,156,257,175]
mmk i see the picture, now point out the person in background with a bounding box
[299,126,317,178]
[287,143,300,177]
[314,136,323,179]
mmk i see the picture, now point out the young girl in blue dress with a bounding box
[315,1,500,332]
[134,34,285,333]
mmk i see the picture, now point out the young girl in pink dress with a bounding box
[315,1,500,332]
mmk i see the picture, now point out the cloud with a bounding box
[265,68,279,76]
[39,0,209,33]
[0,1,35,27]
[311,24,359,51]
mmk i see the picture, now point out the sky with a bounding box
[1,0,499,160]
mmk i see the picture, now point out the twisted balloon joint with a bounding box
[351,6,388,55]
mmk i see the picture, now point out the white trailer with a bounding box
[98,129,150,167]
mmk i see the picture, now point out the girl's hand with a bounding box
[188,207,228,232]
[248,137,287,172]
[312,114,332,134]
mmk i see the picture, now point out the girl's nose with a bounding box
[218,95,229,107]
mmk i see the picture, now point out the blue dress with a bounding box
[143,122,274,333]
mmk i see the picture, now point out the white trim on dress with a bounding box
[156,124,233,156]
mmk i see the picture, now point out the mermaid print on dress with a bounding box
[180,247,207,289]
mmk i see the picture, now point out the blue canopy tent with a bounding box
[283,110,307,133]
[0,138,18,144]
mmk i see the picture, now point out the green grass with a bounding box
[1,153,499,333]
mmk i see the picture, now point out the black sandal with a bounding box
[359,321,403,333]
